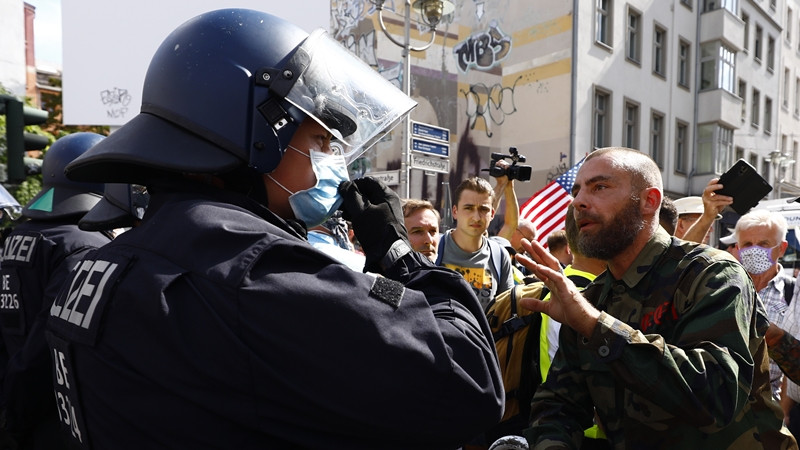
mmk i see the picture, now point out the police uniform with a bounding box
[525,228,796,449]
[44,9,504,449]
[46,181,503,449]
[0,132,110,450]
[1,220,111,448]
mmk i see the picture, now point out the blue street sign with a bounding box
[411,137,450,157]
[411,121,450,143]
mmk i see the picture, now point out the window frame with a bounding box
[653,24,667,78]
[678,38,691,88]
[626,6,642,65]
[593,86,612,151]
[623,98,640,149]
[650,110,665,167]
[675,120,690,174]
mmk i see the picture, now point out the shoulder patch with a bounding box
[369,276,404,309]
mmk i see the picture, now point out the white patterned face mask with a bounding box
[738,244,780,275]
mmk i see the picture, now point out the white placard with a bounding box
[62,0,329,126]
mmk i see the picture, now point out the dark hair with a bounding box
[402,198,440,220]
[659,197,678,235]
[547,229,568,252]
[453,177,494,205]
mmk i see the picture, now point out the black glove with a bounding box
[338,177,412,273]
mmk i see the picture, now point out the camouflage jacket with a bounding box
[525,228,797,449]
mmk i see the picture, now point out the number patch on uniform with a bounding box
[46,332,88,447]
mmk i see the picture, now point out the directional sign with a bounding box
[411,137,450,157]
[367,170,400,186]
[410,153,450,174]
[411,121,450,142]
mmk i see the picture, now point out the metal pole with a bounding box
[400,0,412,199]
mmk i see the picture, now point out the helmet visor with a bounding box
[284,30,417,163]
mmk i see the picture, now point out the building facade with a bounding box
[333,0,800,216]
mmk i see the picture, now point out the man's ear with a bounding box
[642,187,662,215]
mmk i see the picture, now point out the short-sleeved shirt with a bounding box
[437,230,514,310]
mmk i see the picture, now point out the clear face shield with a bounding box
[282,30,417,163]
[0,185,21,220]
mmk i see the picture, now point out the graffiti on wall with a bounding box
[453,22,511,73]
[460,76,521,138]
[332,0,380,68]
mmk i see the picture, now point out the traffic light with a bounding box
[0,94,49,182]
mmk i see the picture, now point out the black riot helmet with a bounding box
[64,8,416,185]
[78,183,149,231]
[22,132,105,220]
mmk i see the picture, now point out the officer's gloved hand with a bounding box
[338,177,412,274]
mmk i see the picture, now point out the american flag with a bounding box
[519,158,585,248]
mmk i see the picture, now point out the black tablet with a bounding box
[716,159,773,215]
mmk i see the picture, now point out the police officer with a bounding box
[47,9,503,449]
[0,132,111,450]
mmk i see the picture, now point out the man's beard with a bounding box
[576,197,644,260]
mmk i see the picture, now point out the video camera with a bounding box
[486,147,532,182]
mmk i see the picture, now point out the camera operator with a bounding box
[488,149,535,281]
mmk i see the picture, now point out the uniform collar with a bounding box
[614,227,672,289]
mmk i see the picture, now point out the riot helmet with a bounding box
[79,183,149,231]
[64,8,416,185]
[22,132,105,220]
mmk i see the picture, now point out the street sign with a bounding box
[411,121,450,142]
[411,137,450,157]
[410,153,450,174]
[367,170,400,186]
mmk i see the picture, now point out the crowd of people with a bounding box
[2,7,800,450]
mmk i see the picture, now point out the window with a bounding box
[765,97,773,134]
[703,0,738,13]
[752,88,761,127]
[767,35,775,71]
[593,88,611,150]
[700,41,736,93]
[653,25,667,77]
[675,121,689,174]
[651,111,664,167]
[785,68,791,109]
[624,100,640,149]
[794,142,799,181]
[739,79,747,122]
[595,0,612,46]
[626,8,642,64]
[795,77,800,116]
[697,124,733,174]
[749,153,758,169]
[771,0,777,11]
[679,39,691,88]
[736,146,745,161]
[755,25,763,62]
[789,9,794,45]
[681,0,692,9]
[743,13,750,53]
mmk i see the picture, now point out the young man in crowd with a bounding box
[437,176,514,310]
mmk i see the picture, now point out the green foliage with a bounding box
[12,176,42,207]
[0,82,103,213]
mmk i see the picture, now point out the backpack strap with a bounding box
[785,277,795,306]
[486,237,504,284]
[492,286,534,342]
[434,232,446,266]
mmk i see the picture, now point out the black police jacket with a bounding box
[46,182,503,449]
[0,219,111,448]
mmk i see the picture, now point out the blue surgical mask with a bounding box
[268,145,350,227]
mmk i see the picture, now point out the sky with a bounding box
[29,0,62,68]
